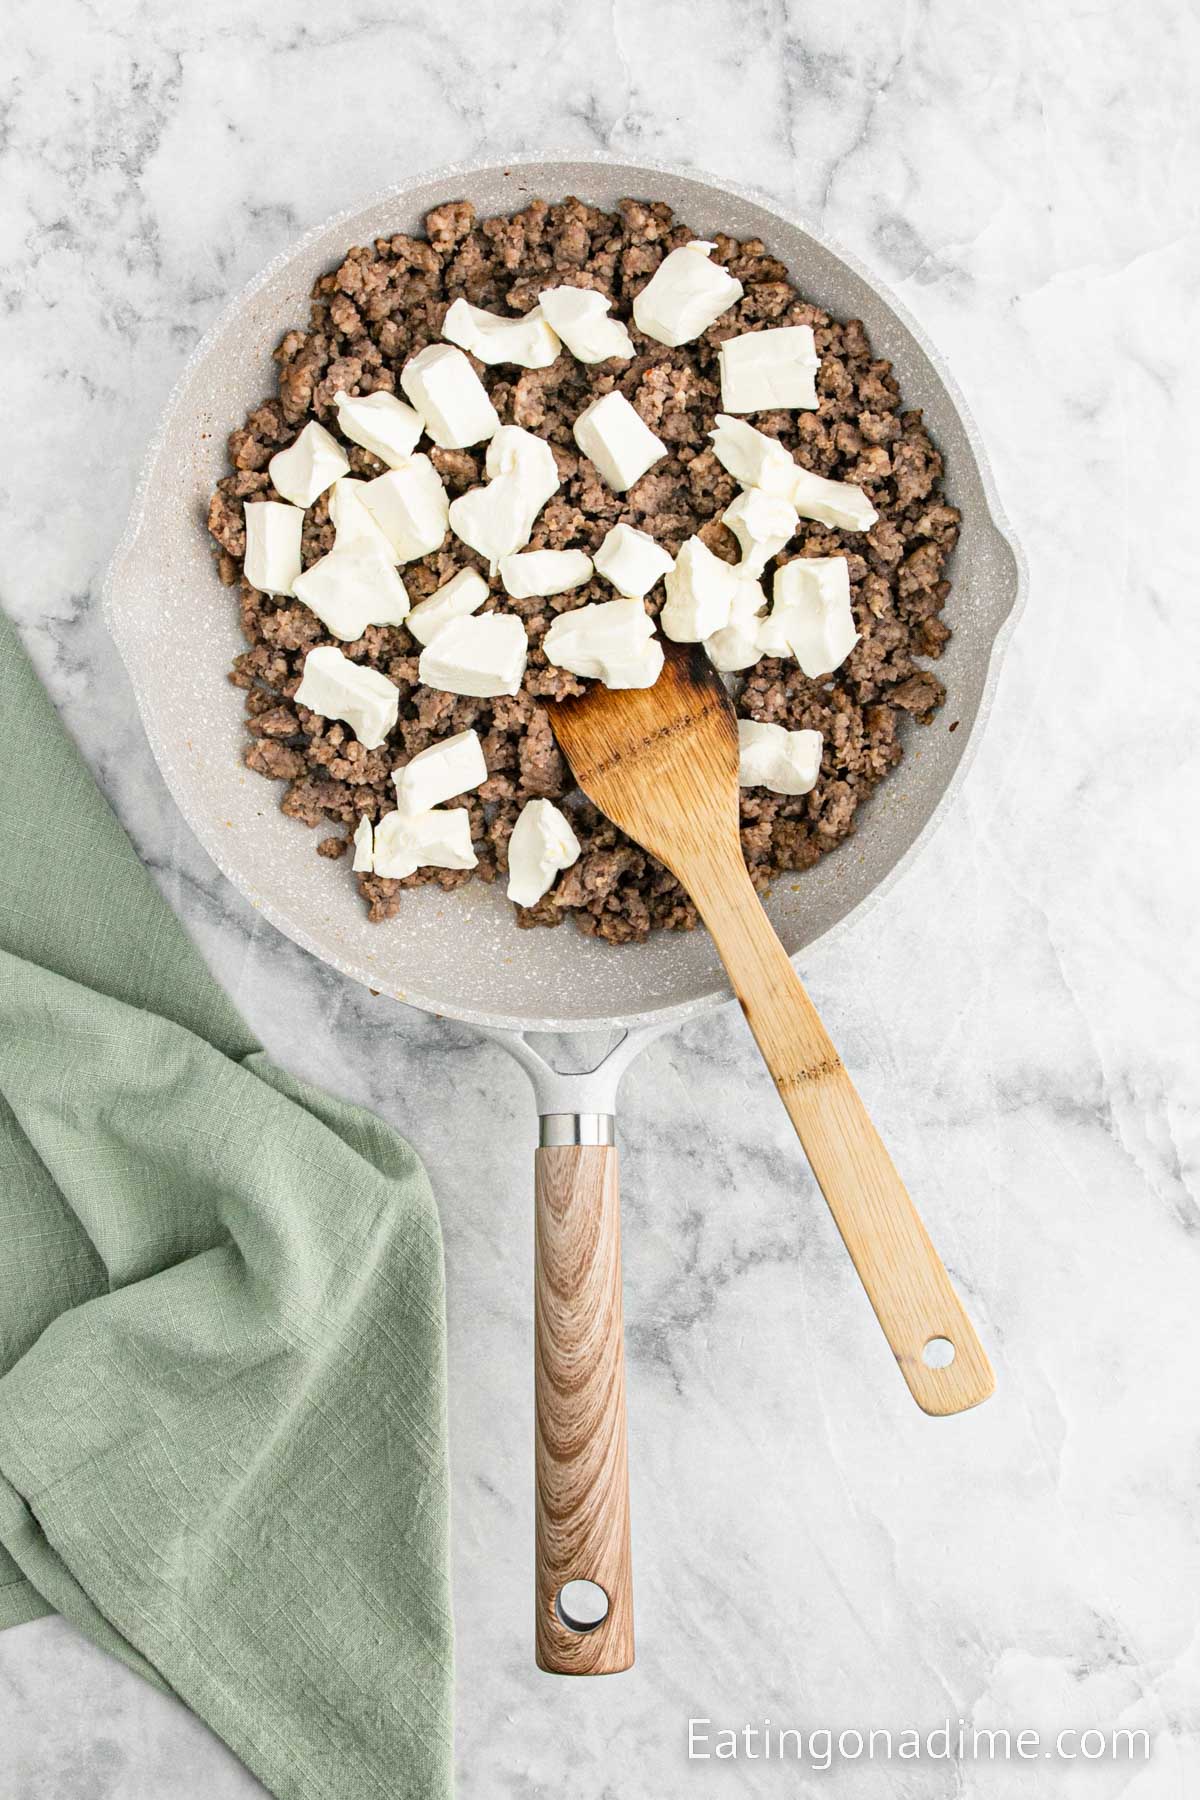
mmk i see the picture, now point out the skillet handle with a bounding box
[534,1124,634,1674]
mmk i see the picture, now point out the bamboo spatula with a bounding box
[550,639,994,1416]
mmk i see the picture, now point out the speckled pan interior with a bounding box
[104,155,1024,1033]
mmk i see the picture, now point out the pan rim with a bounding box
[104,150,1027,1035]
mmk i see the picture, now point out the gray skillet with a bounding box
[104,154,1026,1672]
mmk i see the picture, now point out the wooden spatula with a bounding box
[533,640,993,1676]
[550,639,994,1412]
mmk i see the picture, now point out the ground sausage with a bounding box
[210,197,958,942]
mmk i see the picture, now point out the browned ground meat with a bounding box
[210,196,958,943]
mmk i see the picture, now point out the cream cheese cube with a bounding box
[393,728,488,815]
[506,798,581,908]
[293,543,410,641]
[632,241,744,348]
[334,389,424,466]
[737,720,823,795]
[243,500,304,595]
[708,415,798,496]
[537,286,634,363]
[722,488,799,578]
[589,639,664,690]
[449,427,561,571]
[328,478,400,560]
[448,475,539,572]
[710,418,876,529]
[790,466,879,532]
[499,548,593,599]
[418,612,528,698]
[485,425,560,497]
[360,458,449,564]
[405,568,489,647]
[485,425,562,519]
[352,815,374,872]
[267,421,350,507]
[400,343,500,449]
[372,807,477,879]
[718,325,820,413]
[705,578,768,672]
[294,645,398,751]
[766,556,859,677]
[543,597,664,689]
[572,391,666,493]
[660,536,741,642]
[592,523,674,598]
[442,299,560,369]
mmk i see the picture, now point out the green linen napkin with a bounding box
[0,607,454,1800]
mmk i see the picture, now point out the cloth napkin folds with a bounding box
[0,608,454,1800]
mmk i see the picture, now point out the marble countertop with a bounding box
[3,2,1197,1795]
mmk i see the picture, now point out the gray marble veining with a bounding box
[2,1,1198,1795]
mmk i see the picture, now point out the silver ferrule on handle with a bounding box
[539,1114,616,1147]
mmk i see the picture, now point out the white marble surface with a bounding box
[2,1,1198,1795]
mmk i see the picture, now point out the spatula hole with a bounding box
[923,1336,956,1369]
[555,1580,609,1633]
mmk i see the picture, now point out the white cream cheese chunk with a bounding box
[399,343,500,449]
[418,612,528,698]
[405,568,489,646]
[328,478,399,560]
[708,415,798,496]
[537,286,634,363]
[360,458,449,563]
[632,241,744,348]
[293,544,410,640]
[448,477,534,572]
[765,556,859,677]
[543,597,664,689]
[789,465,879,532]
[393,727,488,815]
[499,548,593,599]
[592,522,674,598]
[573,391,666,493]
[243,500,304,595]
[718,325,820,413]
[705,578,768,672]
[352,815,374,872]
[722,488,799,578]
[448,426,561,571]
[294,645,399,751]
[442,299,560,369]
[267,421,350,508]
[660,536,742,642]
[506,798,581,908]
[486,423,561,493]
[372,806,477,879]
[709,415,878,532]
[334,389,424,466]
[737,719,823,795]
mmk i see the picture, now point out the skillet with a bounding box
[104,153,1026,1672]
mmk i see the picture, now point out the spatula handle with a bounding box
[534,1140,634,1673]
[692,856,994,1415]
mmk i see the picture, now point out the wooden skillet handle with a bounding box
[689,849,994,1416]
[534,1140,634,1674]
